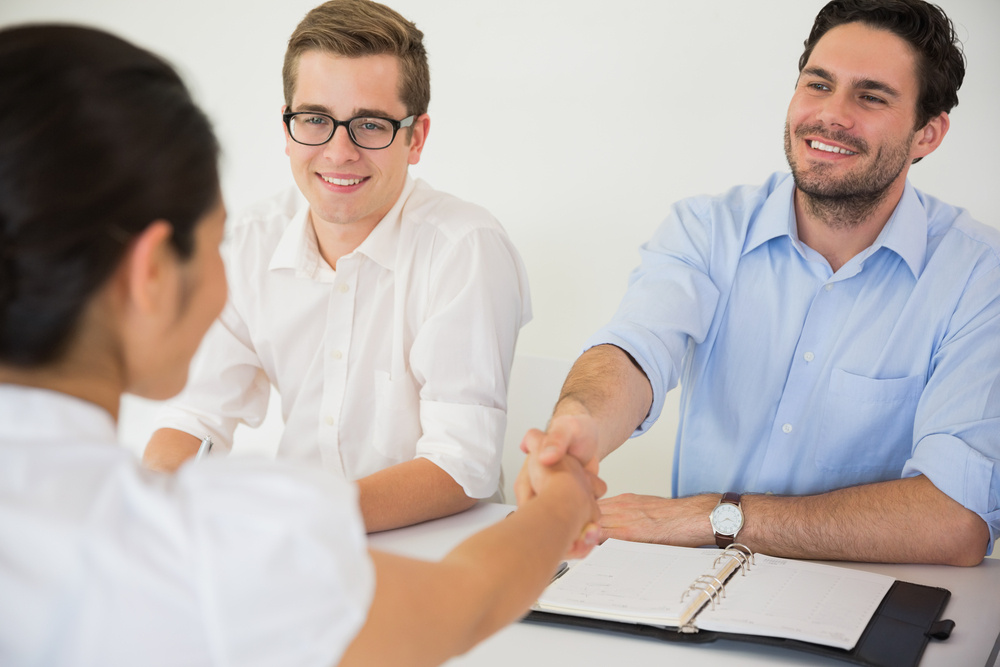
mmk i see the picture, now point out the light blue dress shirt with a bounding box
[587,172,1000,552]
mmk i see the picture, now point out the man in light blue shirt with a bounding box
[519,0,998,565]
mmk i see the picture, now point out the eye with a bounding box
[807,82,831,92]
[354,118,392,133]
[860,94,886,105]
[302,114,331,126]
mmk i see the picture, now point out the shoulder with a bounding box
[400,179,509,243]
[920,189,1000,271]
[675,173,791,221]
[227,185,305,248]
[648,173,791,254]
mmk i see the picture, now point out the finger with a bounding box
[519,428,545,455]
[536,422,574,465]
[512,461,537,507]
[586,470,607,499]
[565,522,602,559]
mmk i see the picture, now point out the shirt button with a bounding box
[330,349,343,361]
[803,352,815,362]
[324,415,335,426]
[824,284,834,292]
[337,283,349,294]
[782,423,793,434]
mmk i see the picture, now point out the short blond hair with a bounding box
[283,0,430,116]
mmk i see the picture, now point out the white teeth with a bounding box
[809,140,857,155]
[322,176,363,186]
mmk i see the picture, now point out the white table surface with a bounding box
[369,502,1000,667]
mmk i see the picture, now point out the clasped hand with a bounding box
[514,414,605,558]
[516,413,711,548]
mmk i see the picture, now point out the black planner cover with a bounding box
[523,579,953,667]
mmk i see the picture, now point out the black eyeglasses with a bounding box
[282,111,415,150]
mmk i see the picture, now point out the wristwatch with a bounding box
[709,492,744,548]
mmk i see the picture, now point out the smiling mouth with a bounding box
[808,140,857,156]
[321,176,365,186]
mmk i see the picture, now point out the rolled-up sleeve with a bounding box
[409,228,531,498]
[584,198,720,436]
[904,255,1000,554]
[182,460,373,666]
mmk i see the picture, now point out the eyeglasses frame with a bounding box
[282,110,416,150]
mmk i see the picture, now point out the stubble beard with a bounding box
[784,122,912,230]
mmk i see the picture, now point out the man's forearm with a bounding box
[740,475,988,565]
[553,344,653,460]
[600,475,990,565]
[143,428,201,472]
[357,458,478,533]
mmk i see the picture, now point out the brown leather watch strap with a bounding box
[713,492,743,548]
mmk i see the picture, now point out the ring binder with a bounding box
[714,543,754,575]
[682,574,725,612]
[530,538,952,667]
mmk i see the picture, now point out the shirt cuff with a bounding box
[153,407,239,455]
[904,432,999,555]
[416,400,506,498]
[581,331,662,437]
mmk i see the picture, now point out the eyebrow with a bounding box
[290,103,398,118]
[801,66,902,99]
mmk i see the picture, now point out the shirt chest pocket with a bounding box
[371,370,422,462]
[815,369,923,476]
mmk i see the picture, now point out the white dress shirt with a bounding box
[156,177,531,498]
[0,385,373,667]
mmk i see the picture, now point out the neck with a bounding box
[0,363,122,421]
[312,213,381,270]
[794,179,904,272]
[0,296,125,421]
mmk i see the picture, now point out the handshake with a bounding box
[514,413,606,559]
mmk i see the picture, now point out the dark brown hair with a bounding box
[799,0,965,129]
[0,25,220,366]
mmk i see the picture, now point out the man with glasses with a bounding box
[144,0,531,532]
[520,0,999,565]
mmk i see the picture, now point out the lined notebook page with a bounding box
[698,554,893,649]
[533,539,894,650]
[535,539,738,627]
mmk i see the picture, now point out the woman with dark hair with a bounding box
[0,25,602,666]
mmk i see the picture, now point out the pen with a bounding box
[195,435,214,460]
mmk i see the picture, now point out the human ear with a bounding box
[407,113,431,166]
[123,220,176,315]
[282,104,293,158]
[911,111,949,161]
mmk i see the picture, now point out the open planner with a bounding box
[526,539,954,667]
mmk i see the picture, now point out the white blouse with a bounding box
[0,385,373,667]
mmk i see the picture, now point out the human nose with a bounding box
[321,122,361,162]
[815,90,855,129]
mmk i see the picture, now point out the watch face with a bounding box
[711,503,743,536]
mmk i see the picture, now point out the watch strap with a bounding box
[713,492,742,549]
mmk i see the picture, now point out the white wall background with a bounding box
[3,1,998,498]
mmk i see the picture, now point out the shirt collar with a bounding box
[353,175,416,271]
[268,177,417,277]
[0,384,117,443]
[743,173,798,256]
[857,181,928,279]
[742,175,928,279]
[269,190,322,277]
